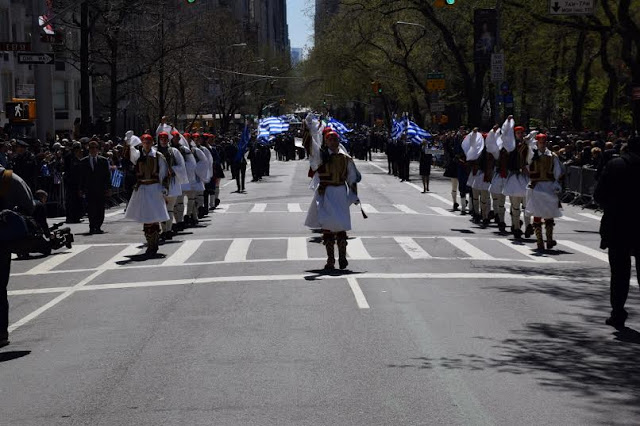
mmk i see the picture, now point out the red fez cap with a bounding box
[141,134,153,141]
[482,132,488,139]
[535,134,548,141]
[193,133,201,138]
[514,126,525,132]
[158,131,169,138]
[324,129,339,139]
[171,130,180,136]
[183,133,191,138]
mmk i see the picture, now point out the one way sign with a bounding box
[17,52,55,65]
[549,0,594,15]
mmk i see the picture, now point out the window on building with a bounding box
[1,73,13,102]
[53,80,69,110]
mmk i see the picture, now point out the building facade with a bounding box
[315,0,340,43]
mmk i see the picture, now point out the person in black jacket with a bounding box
[594,136,640,330]
[0,167,35,348]
[80,141,111,234]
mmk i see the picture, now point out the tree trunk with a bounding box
[598,31,616,131]
[569,31,586,130]
[80,1,91,135]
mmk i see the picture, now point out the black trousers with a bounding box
[608,246,640,319]
[232,162,246,191]
[1,249,10,338]
[86,193,105,230]
[65,184,83,222]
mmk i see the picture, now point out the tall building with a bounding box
[315,0,340,43]
[291,47,303,66]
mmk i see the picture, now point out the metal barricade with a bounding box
[562,166,582,202]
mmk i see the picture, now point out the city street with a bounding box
[2,155,638,425]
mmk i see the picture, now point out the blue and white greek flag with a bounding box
[327,118,352,135]
[260,117,289,136]
[406,119,432,145]
[391,118,405,140]
[111,169,124,188]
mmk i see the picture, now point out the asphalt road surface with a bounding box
[2,153,639,425]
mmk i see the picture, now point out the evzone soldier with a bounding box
[501,119,532,239]
[525,133,564,250]
[194,133,213,218]
[304,114,362,270]
[208,135,226,210]
[123,133,170,256]
[463,129,487,224]
[182,133,208,226]
[157,131,188,240]
[171,131,192,232]
[486,124,508,232]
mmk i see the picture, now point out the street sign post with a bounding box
[549,0,594,15]
[17,52,55,65]
[40,33,65,44]
[16,84,35,98]
[427,73,446,91]
[0,42,31,52]
[491,53,505,82]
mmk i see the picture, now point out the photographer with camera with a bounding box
[0,166,35,348]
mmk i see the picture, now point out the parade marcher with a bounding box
[209,136,226,209]
[195,133,213,217]
[0,166,35,348]
[502,120,531,239]
[80,140,111,234]
[525,134,563,250]
[486,124,508,233]
[419,141,433,192]
[463,130,486,224]
[123,133,170,256]
[594,136,640,330]
[173,132,194,231]
[304,114,361,270]
[158,131,188,240]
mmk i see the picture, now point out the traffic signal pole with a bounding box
[31,0,55,144]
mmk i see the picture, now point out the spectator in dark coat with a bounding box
[594,136,640,330]
[80,141,111,234]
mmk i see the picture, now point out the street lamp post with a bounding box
[31,0,54,144]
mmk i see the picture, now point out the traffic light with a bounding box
[435,0,456,7]
[446,0,455,4]
[186,0,196,3]
[377,82,383,95]
[279,98,286,106]
[371,81,382,95]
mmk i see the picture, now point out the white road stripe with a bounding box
[557,216,580,222]
[10,272,606,296]
[367,162,388,173]
[23,245,90,275]
[495,239,557,263]
[428,193,454,206]
[216,204,230,213]
[250,203,267,213]
[361,204,379,213]
[222,180,234,187]
[105,209,125,218]
[287,237,309,260]
[578,213,602,221]
[8,269,104,332]
[347,238,373,260]
[559,240,608,262]
[99,244,141,269]
[429,207,458,217]
[162,240,203,266]
[444,237,495,260]
[347,277,370,309]
[287,203,303,213]
[404,181,424,192]
[393,204,419,214]
[394,237,432,259]
[224,238,252,262]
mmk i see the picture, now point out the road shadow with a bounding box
[303,269,362,281]
[0,351,31,363]
[451,229,475,234]
[116,253,166,265]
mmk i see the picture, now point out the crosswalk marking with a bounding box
[428,193,454,206]
[24,245,90,275]
[429,207,457,217]
[250,203,267,213]
[578,213,602,221]
[346,238,373,260]
[558,240,608,262]
[361,204,379,214]
[288,203,303,213]
[287,237,309,260]
[394,237,432,259]
[444,237,495,260]
[495,239,557,263]
[162,240,203,266]
[557,215,579,222]
[216,204,230,213]
[105,209,125,218]
[224,238,252,262]
[393,204,419,215]
[99,244,141,269]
